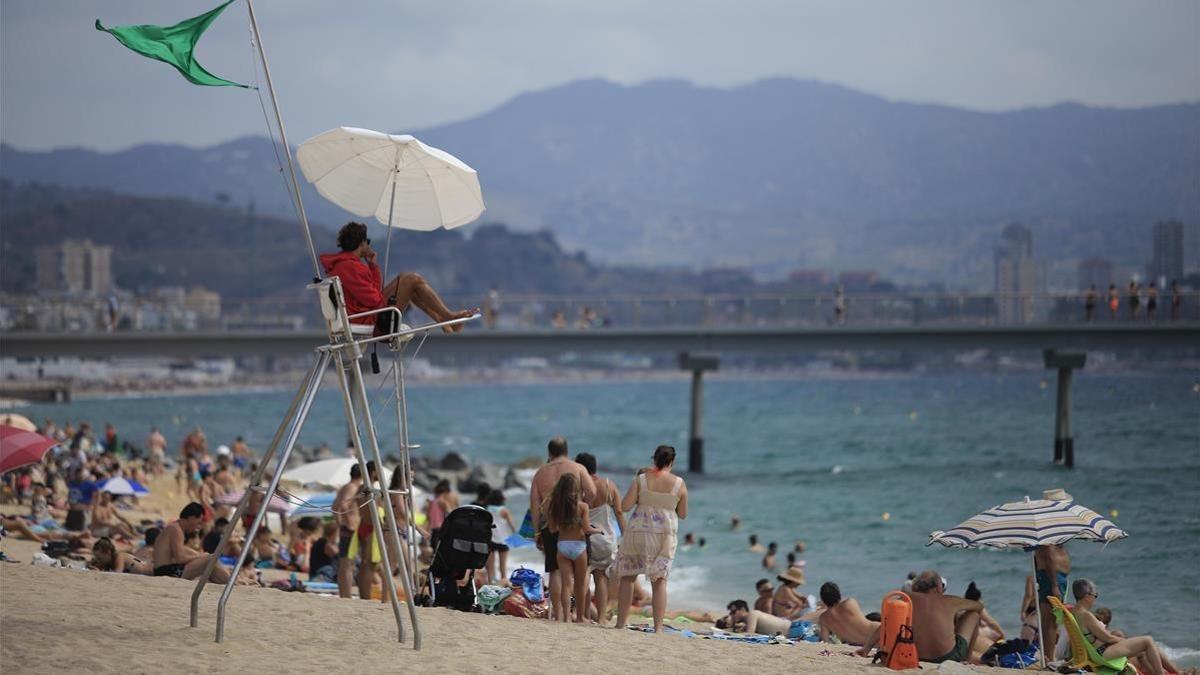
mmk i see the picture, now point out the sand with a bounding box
[1,557,995,674]
[1,474,993,673]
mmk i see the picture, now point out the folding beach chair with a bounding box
[1047,596,1133,675]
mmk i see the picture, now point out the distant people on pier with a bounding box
[1084,285,1097,322]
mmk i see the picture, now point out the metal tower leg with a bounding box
[393,351,420,589]
[214,351,331,643]
[190,352,327,628]
[332,348,420,649]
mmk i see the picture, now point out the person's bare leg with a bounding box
[2,518,44,543]
[486,549,497,584]
[385,273,474,332]
[651,577,668,633]
[337,557,354,599]
[1104,636,1164,675]
[1039,601,1057,663]
[594,571,610,627]
[954,609,982,662]
[499,550,508,582]
[616,576,634,629]
[572,556,589,623]
[556,554,572,623]
[549,570,563,621]
[181,556,228,583]
[358,557,378,601]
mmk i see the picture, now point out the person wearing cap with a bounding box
[772,566,811,619]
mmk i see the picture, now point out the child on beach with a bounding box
[545,473,600,623]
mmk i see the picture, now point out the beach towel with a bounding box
[501,587,548,619]
[516,509,536,540]
[509,567,543,602]
[476,585,512,614]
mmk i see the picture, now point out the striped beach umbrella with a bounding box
[927,493,1127,549]
[927,489,1127,667]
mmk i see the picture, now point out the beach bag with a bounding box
[41,540,73,558]
[886,624,920,670]
[982,639,1039,669]
[510,567,544,602]
[501,587,548,619]
[476,585,512,614]
[879,591,913,655]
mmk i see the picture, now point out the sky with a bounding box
[2,0,1198,152]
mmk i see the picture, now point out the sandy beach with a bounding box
[1,555,992,674]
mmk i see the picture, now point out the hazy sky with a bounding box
[2,0,1197,152]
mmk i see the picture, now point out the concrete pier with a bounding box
[679,352,719,474]
[1044,349,1086,468]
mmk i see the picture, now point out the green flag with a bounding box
[96,0,248,88]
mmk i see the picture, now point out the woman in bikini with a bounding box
[545,473,600,623]
[90,536,152,575]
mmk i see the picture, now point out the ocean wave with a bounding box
[1162,644,1200,666]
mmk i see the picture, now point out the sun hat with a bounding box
[778,566,806,586]
[216,445,231,456]
[1043,488,1072,501]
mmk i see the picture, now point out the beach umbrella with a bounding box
[281,458,392,489]
[288,492,335,517]
[216,489,292,514]
[98,476,138,496]
[927,488,1127,667]
[296,126,484,277]
[127,479,151,496]
[0,424,58,474]
[0,414,38,432]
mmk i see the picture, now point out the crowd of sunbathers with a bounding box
[708,560,1193,673]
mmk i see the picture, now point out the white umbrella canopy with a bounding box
[98,476,138,497]
[296,127,485,231]
[281,457,393,489]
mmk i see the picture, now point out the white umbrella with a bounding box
[928,488,1127,668]
[281,457,392,489]
[98,476,138,496]
[296,127,485,278]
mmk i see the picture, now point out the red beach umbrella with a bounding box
[0,424,59,474]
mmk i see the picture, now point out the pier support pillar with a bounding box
[1043,349,1086,468]
[680,352,719,474]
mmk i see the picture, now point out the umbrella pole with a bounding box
[1033,552,1047,669]
[383,173,397,283]
[245,0,322,281]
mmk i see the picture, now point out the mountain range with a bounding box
[2,77,1197,287]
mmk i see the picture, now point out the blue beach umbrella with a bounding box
[127,479,151,496]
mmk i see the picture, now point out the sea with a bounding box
[7,370,1199,663]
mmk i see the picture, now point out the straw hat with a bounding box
[1043,488,1072,501]
[777,566,806,586]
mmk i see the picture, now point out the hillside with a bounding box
[3,77,1197,285]
[0,181,760,299]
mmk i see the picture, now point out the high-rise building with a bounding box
[1078,257,1113,291]
[33,239,113,296]
[1149,219,1184,284]
[994,224,1036,323]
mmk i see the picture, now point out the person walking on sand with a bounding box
[320,222,475,333]
[333,463,364,599]
[529,437,595,621]
[546,473,600,623]
[577,452,626,626]
[615,445,689,633]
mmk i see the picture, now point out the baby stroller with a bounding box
[419,505,493,611]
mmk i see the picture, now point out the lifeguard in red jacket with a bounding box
[320,222,474,333]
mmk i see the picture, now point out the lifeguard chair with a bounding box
[189,274,476,650]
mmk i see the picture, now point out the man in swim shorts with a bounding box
[529,437,595,621]
[334,463,364,599]
[858,571,982,663]
[153,502,233,582]
[1035,543,1070,661]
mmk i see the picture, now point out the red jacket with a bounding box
[320,252,384,324]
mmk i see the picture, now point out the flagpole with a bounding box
[244,0,322,280]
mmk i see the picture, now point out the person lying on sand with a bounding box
[321,222,476,334]
[90,536,152,575]
[857,570,982,664]
[722,599,817,640]
[152,502,245,583]
[817,582,880,646]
